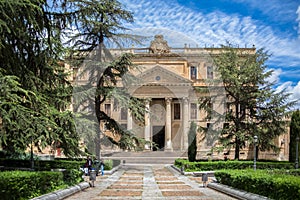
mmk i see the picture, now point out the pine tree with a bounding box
[66,0,148,158]
[0,0,81,156]
[198,45,295,160]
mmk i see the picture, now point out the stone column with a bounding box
[165,98,173,151]
[183,97,189,150]
[144,99,151,150]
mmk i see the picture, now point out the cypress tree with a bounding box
[289,110,300,163]
[188,121,197,162]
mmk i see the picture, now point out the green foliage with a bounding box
[62,169,84,185]
[66,0,149,157]
[0,171,66,200]
[104,159,113,170]
[215,169,300,200]
[0,159,85,171]
[188,121,197,162]
[65,0,143,51]
[174,159,294,172]
[289,110,300,162]
[36,160,84,171]
[197,45,295,160]
[0,157,121,172]
[0,0,82,156]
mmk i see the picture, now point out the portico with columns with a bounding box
[126,64,195,151]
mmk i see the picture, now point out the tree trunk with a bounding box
[235,138,240,160]
[94,19,104,160]
[235,102,240,160]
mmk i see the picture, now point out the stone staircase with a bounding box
[101,151,188,165]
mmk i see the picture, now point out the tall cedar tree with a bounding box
[65,0,149,158]
[289,110,300,163]
[198,45,294,160]
[0,0,83,156]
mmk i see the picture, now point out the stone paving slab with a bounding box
[64,164,238,200]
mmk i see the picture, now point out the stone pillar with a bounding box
[183,97,189,150]
[127,109,132,130]
[144,99,151,150]
[165,98,173,151]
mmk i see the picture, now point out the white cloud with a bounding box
[266,68,282,84]
[120,0,300,109]
[121,0,300,66]
[276,81,300,110]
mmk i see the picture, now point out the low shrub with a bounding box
[215,169,300,200]
[0,158,121,171]
[0,159,85,171]
[0,169,83,200]
[62,169,84,185]
[36,160,84,171]
[174,158,294,171]
[104,159,113,170]
[0,171,66,200]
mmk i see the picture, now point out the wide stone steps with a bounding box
[102,151,187,165]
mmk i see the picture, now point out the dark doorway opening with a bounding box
[152,126,165,151]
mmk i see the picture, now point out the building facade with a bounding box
[76,35,289,161]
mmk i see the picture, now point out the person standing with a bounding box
[100,159,105,176]
[86,156,93,174]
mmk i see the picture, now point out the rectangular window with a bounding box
[104,104,111,117]
[190,103,197,119]
[174,103,181,120]
[190,66,197,80]
[207,66,214,79]
[121,107,128,120]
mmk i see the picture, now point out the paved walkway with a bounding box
[64,164,237,200]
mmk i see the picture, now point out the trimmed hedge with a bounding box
[0,158,119,171]
[62,169,84,185]
[215,169,300,200]
[0,169,83,200]
[174,159,294,171]
[0,171,64,200]
[0,159,84,171]
[0,158,120,199]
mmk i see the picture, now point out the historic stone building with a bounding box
[75,35,290,161]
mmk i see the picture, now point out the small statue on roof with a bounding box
[149,35,170,54]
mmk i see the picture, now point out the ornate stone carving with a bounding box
[149,35,170,54]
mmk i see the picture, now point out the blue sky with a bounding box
[119,0,300,109]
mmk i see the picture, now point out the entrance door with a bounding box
[152,126,165,151]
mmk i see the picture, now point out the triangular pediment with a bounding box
[136,65,191,85]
